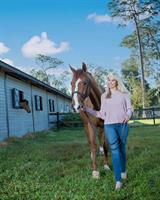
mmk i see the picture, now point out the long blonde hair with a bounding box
[105,72,129,98]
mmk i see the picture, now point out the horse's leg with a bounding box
[99,127,110,171]
[97,127,104,155]
[84,122,99,179]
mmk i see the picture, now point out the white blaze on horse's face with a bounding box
[73,78,81,113]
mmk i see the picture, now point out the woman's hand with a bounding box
[80,105,86,111]
[123,115,130,123]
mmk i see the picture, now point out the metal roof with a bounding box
[0,60,71,100]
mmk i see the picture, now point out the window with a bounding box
[35,95,43,111]
[66,105,69,112]
[12,88,24,109]
[49,99,55,112]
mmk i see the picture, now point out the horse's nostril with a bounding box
[77,105,80,110]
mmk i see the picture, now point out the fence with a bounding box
[49,107,160,129]
[130,107,160,126]
[49,112,83,129]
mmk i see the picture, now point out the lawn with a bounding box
[0,125,160,200]
[129,119,160,126]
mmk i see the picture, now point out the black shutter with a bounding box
[40,96,43,110]
[49,99,55,112]
[52,100,55,112]
[49,99,51,112]
[35,95,38,110]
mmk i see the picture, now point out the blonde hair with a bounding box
[105,72,129,98]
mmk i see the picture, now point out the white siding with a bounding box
[0,71,71,141]
[0,72,8,140]
[47,92,57,128]
[57,96,65,112]
[32,86,48,132]
[6,75,33,137]
[64,99,72,112]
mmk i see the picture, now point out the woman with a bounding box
[82,72,133,190]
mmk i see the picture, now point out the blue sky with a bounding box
[0,0,133,74]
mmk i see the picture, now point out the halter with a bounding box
[71,79,91,111]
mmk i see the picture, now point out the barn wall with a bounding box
[0,71,71,140]
[0,72,8,140]
[6,75,33,137]
[31,86,48,132]
[47,92,58,128]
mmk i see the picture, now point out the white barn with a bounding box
[0,60,72,141]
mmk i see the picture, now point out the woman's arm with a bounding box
[84,94,106,120]
[124,94,133,119]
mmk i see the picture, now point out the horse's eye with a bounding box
[83,82,87,85]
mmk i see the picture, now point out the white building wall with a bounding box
[6,75,33,137]
[32,86,48,132]
[0,72,8,140]
[47,92,57,128]
[0,72,71,140]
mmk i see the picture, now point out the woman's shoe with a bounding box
[115,181,123,190]
[121,172,127,179]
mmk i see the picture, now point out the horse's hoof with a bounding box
[92,170,100,179]
[104,164,111,171]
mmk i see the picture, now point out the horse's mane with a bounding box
[85,71,104,110]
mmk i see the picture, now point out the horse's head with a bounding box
[70,62,91,113]
[20,99,31,113]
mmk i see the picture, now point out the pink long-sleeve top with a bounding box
[86,90,133,124]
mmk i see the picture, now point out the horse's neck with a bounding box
[89,79,102,110]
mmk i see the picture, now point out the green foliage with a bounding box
[30,54,71,95]
[51,70,71,95]
[36,54,64,70]
[63,113,81,121]
[108,0,160,108]
[30,68,50,84]
[121,57,153,108]
[121,56,139,79]
[88,64,112,88]
[0,126,160,199]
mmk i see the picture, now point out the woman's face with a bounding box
[107,77,118,89]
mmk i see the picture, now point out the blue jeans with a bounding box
[104,123,129,182]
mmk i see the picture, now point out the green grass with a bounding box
[0,126,160,200]
[129,119,160,126]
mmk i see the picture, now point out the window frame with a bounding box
[35,95,43,111]
[12,88,24,109]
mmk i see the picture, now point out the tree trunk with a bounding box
[134,15,146,109]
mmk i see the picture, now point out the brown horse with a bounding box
[70,62,110,179]
[20,99,31,113]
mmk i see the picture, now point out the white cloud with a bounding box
[0,42,10,55]
[0,58,14,66]
[21,32,70,58]
[87,13,121,24]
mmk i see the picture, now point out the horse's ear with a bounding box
[69,64,76,73]
[82,62,87,72]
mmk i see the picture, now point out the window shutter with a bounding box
[52,100,55,112]
[40,96,43,110]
